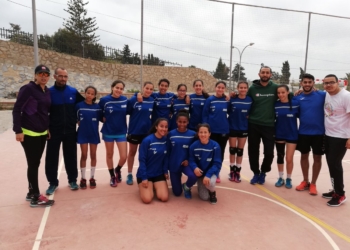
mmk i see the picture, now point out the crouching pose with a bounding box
[136,118,169,204]
[183,123,222,204]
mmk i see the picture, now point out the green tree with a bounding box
[231,63,247,82]
[271,71,281,82]
[299,67,305,81]
[8,23,33,46]
[122,45,131,64]
[280,60,291,85]
[345,73,350,91]
[189,65,196,68]
[214,58,229,80]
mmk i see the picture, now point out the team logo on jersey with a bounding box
[92,118,97,121]
[156,102,160,106]
[149,109,153,111]
[201,103,204,105]
[223,108,227,111]
[153,151,157,154]
[183,145,188,148]
[70,97,73,100]
[242,110,247,112]
[287,114,294,117]
[80,117,83,120]
[121,105,127,108]
[207,158,212,161]
[256,93,260,97]
[167,105,171,107]
[164,150,167,154]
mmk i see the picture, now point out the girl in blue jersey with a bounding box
[99,80,128,187]
[76,86,102,189]
[228,82,252,183]
[202,81,229,183]
[137,118,169,204]
[186,123,222,204]
[188,79,209,130]
[274,85,299,189]
[126,82,155,185]
[169,84,190,131]
[167,110,196,197]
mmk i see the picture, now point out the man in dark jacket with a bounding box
[45,67,85,194]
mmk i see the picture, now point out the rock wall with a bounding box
[0,40,217,97]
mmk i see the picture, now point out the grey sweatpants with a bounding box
[197,175,217,200]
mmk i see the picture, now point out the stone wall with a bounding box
[0,40,217,97]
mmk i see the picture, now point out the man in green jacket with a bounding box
[247,66,278,185]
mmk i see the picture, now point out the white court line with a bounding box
[32,157,64,250]
[215,186,339,250]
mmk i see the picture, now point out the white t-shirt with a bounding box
[324,89,350,138]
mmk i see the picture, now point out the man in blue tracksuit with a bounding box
[45,67,85,194]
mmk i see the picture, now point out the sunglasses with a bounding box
[37,72,50,77]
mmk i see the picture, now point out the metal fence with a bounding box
[0,27,182,66]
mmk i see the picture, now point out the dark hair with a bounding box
[158,78,170,86]
[54,67,67,74]
[111,80,125,94]
[259,66,272,73]
[143,81,154,87]
[277,84,292,110]
[237,81,249,88]
[302,73,315,81]
[85,85,98,103]
[149,118,168,134]
[324,74,338,82]
[176,109,189,121]
[193,79,209,99]
[196,123,211,133]
[177,83,187,91]
[215,81,227,98]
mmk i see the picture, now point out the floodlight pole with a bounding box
[304,12,311,73]
[229,3,234,92]
[232,43,254,83]
[140,0,144,90]
[32,0,39,67]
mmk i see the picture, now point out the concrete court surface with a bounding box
[0,125,349,250]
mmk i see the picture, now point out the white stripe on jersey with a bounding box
[275,106,299,109]
[169,136,195,139]
[133,101,154,109]
[104,100,127,108]
[194,148,213,152]
[150,141,167,146]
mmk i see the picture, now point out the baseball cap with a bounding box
[35,64,50,75]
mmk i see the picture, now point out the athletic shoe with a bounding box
[46,185,58,195]
[26,193,33,201]
[285,178,292,189]
[275,177,285,187]
[322,190,335,199]
[115,168,122,183]
[234,171,242,183]
[257,172,266,185]
[209,191,217,204]
[327,194,347,207]
[126,174,133,185]
[110,176,117,187]
[89,178,96,189]
[309,183,317,195]
[30,195,55,207]
[295,181,310,191]
[216,176,221,183]
[250,174,260,185]
[182,183,192,199]
[80,179,87,189]
[69,182,79,190]
[228,171,234,182]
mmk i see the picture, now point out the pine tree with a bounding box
[214,58,229,80]
[280,61,291,85]
[232,63,247,82]
[299,67,305,81]
[271,71,281,82]
[63,0,99,44]
[122,45,131,64]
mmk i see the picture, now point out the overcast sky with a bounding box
[1,0,350,81]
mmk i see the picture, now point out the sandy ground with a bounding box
[0,110,12,134]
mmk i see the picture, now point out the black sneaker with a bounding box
[89,178,96,189]
[26,193,33,201]
[322,190,335,199]
[80,178,87,189]
[327,194,347,207]
[209,191,217,205]
[115,168,122,183]
[30,195,55,207]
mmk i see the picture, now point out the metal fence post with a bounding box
[31,0,39,67]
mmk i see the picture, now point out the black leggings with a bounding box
[325,136,348,196]
[210,133,229,162]
[21,135,47,195]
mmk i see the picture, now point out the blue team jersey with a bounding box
[75,101,102,144]
[98,95,128,135]
[127,96,154,135]
[189,139,222,178]
[228,96,252,132]
[136,134,168,180]
[202,95,229,134]
[169,98,190,131]
[189,94,207,130]
[167,129,196,173]
[295,91,326,135]
[151,92,175,123]
[274,99,299,141]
